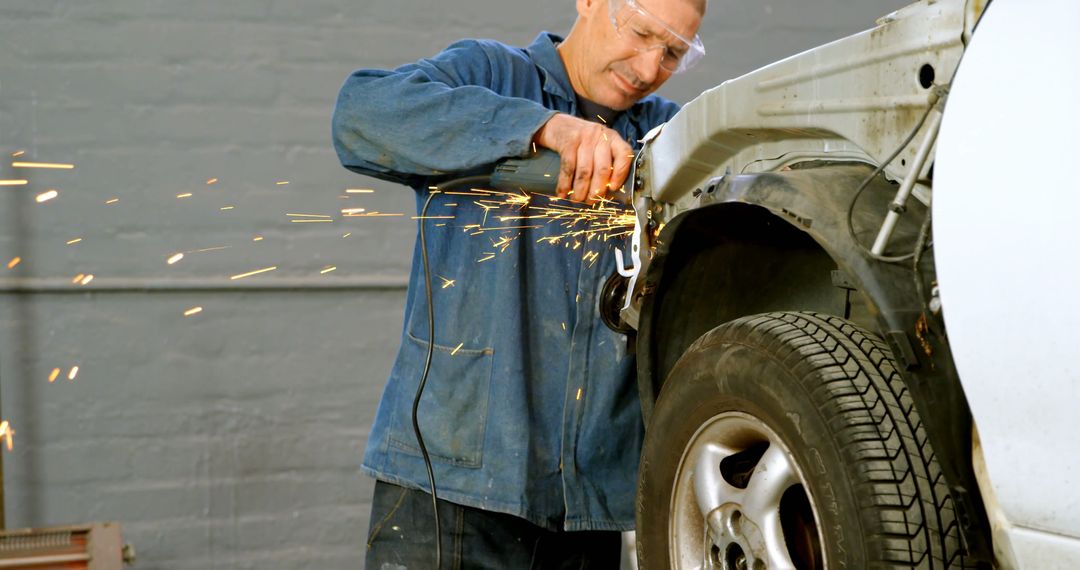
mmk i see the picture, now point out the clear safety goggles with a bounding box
[608,0,705,74]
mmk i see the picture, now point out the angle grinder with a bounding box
[491,148,631,206]
[489,148,635,334]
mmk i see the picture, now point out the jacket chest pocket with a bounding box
[387,332,494,468]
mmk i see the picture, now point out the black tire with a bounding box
[637,312,971,569]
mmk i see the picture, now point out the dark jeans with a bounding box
[365,480,622,569]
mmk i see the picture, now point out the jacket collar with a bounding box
[526,32,575,102]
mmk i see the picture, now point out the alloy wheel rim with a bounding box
[668,411,825,570]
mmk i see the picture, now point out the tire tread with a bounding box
[687,311,971,569]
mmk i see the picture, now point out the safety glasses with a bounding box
[608,0,705,73]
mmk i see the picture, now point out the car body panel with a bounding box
[624,0,1080,564]
[935,0,1080,562]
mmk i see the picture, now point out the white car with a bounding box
[614,0,1080,567]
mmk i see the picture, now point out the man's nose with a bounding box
[631,48,664,85]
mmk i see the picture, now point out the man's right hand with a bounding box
[533,113,634,205]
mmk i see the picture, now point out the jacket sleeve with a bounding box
[332,39,558,186]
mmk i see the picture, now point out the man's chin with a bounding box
[600,85,639,111]
[606,97,636,111]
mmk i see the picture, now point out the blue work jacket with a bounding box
[332,32,679,531]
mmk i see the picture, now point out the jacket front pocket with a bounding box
[387,332,493,468]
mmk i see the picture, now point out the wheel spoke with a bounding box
[742,443,798,522]
[743,443,800,567]
[760,510,798,569]
[693,442,742,518]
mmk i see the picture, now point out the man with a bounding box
[333,0,705,565]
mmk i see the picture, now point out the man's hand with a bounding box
[533,113,633,204]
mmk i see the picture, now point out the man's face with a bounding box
[578,0,703,110]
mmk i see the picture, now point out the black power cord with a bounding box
[414,175,491,569]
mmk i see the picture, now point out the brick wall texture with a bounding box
[0,1,907,568]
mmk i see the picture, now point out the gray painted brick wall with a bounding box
[0,1,907,568]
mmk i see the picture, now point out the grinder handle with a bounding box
[490,149,630,205]
[490,148,562,195]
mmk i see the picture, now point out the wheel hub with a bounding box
[706,504,767,570]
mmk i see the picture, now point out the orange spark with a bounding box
[35,190,58,203]
[7,257,21,269]
[220,206,234,211]
[195,246,229,253]
[71,273,85,283]
[105,198,119,204]
[230,266,277,280]
[320,266,337,274]
[505,193,530,207]
[437,275,456,289]
[11,151,25,157]
[450,342,464,356]
[206,178,218,185]
[68,366,80,381]
[66,238,82,245]
[48,368,60,383]
[341,233,351,239]
[80,274,94,285]
[346,188,374,194]
[291,219,332,223]
[287,213,331,218]
[491,235,517,253]
[167,253,184,265]
[12,161,74,169]
[275,180,289,185]
[176,193,193,199]
[476,225,541,231]
[183,306,203,317]
[253,236,265,242]
[0,180,28,186]
[341,208,366,216]
[0,420,13,451]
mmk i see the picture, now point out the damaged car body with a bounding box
[607,0,1012,567]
